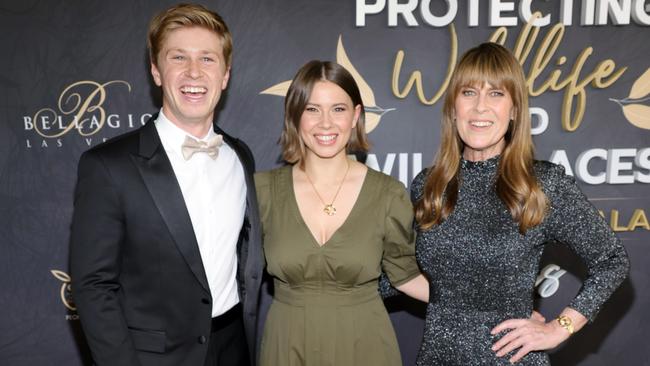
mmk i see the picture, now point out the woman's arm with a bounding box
[491,163,629,363]
[395,274,429,302]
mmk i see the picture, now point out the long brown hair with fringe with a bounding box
[415,42,547,234]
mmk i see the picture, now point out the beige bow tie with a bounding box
[181,134,223,160]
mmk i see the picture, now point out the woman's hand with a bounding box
[491,308,587,363]
[490,314,570,364]
[530,310,545,323]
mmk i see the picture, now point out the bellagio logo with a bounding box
[610,68,650,130]
[26,80,131,138]
[260,36,394,133]
[51,269,78,320]
[23,80,152,149]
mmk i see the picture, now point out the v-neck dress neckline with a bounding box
[288,165,370,248]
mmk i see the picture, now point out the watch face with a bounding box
[558,316,574,334]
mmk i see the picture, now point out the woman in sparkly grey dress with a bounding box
[412,43,629,365]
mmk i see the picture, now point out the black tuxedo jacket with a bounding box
[70,115,264,366]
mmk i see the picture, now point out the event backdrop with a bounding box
[1,0,649,365]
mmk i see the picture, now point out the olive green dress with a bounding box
[255,166,420,366]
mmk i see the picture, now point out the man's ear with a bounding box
[221,66,231,90]
[151,63,162,87]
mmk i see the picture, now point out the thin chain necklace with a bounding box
[304,160,350,216]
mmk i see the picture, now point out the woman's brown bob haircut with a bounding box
[147,3,232,67]
[280,60,370,166]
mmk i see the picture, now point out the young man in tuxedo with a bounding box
[70,4,263,365]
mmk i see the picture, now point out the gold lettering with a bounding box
[527,24,566,96]
[392,24,457,105]
[33,80,131,138]
[488,27,508,46]
[601,208,649,232]
[511,18,539,66]
[395,12,626,132]
[609,210,628,232]
[628,209,650,231]
[493,13,627,132]
[560,48,590,132]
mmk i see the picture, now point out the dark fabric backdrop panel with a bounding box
[1,1,648,365]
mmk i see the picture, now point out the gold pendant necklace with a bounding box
[304,160,350,216]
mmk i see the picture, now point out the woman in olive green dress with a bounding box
[255,60,429,366]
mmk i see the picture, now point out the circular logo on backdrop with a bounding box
[51,269,76,311]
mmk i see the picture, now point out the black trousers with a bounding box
[204,304,250,366]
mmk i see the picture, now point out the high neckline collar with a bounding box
[460,154,500,171]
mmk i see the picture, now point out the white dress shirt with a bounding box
[155,110,246,317]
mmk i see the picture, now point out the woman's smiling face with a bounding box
[454,81,514,161]
[299,80,361,160]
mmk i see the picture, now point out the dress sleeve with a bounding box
[381,179,421,287]
[543,163,630,322]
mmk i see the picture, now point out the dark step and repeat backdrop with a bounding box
[1,1,648,365]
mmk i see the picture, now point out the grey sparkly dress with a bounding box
[412,156,629,366]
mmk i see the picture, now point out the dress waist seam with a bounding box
[273,284,380,306]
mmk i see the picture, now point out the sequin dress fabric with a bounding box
[412,156,629,366]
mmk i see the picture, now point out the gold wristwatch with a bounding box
[556,315,574,335]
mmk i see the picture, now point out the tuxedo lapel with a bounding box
[131,117,210,293]
[217,127,254,177]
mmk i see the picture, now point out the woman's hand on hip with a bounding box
[490,313,570,363]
